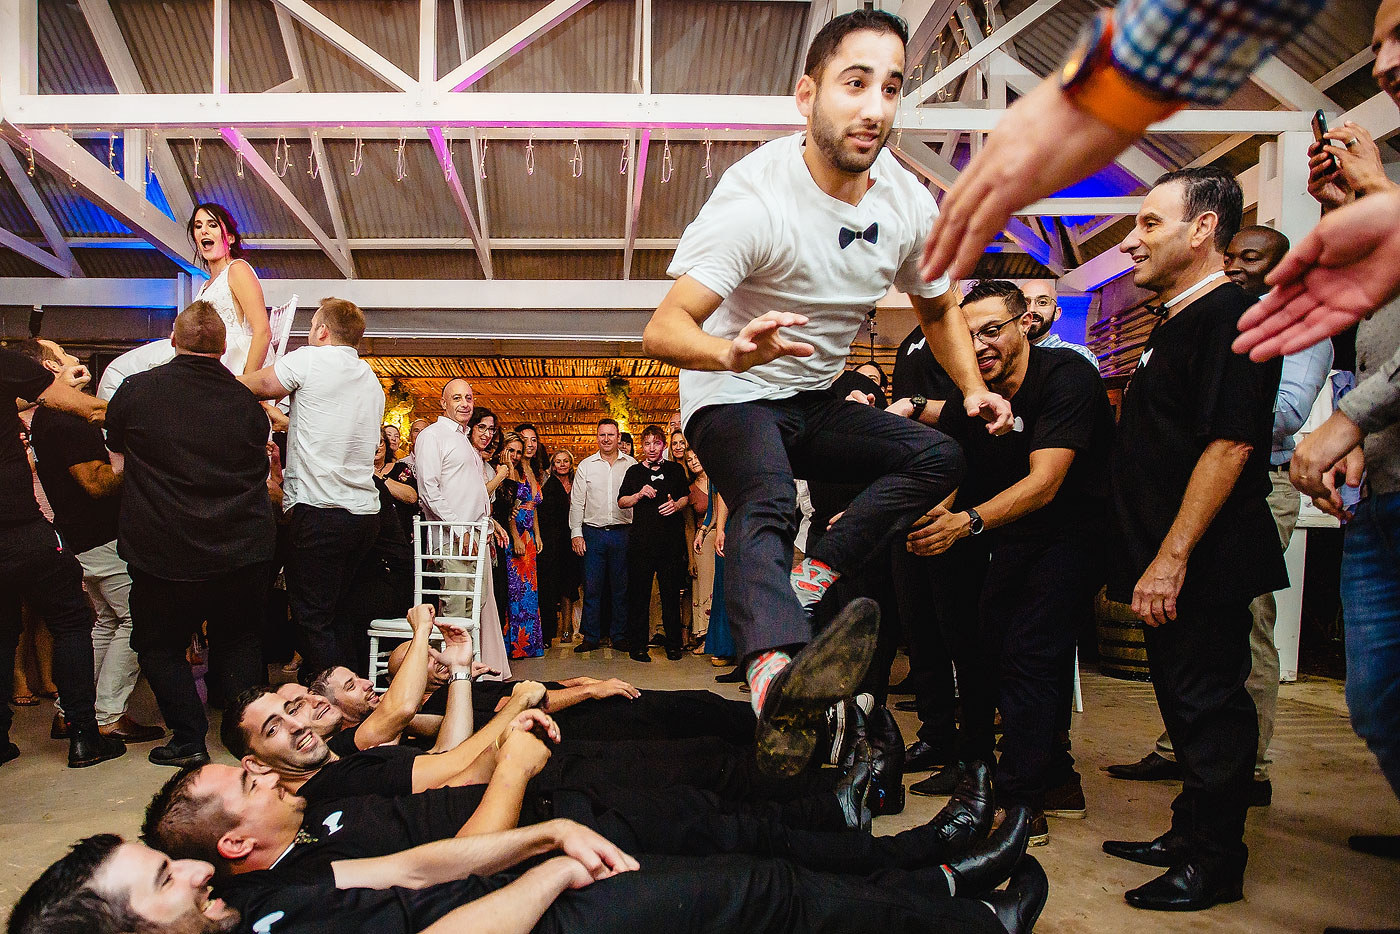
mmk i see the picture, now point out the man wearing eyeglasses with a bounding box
[902,279,1113,850]
[1020,280,1097,367]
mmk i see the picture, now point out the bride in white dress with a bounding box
[188,203,271,376]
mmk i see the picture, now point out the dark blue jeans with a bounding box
[581,525,629,643]
[1343,491,1400,799]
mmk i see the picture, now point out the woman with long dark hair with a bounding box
[539,448,581,643]
[515,423,548,483]
[188,202,271,376]
[496,431,544,658]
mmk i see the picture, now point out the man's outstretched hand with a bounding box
[722,311,815,373]
[964,389,1015,435]
[919,78,1137,283]
[1234,188,1400,361]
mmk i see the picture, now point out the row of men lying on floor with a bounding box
[10,607,1047,934]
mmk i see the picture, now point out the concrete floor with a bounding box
[2,648,1397,932]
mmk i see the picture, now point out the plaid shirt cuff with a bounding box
[1111,0,1325,105]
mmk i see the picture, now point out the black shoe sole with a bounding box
[754,598,880,777]
[1125,885,1243,911]
[148,749,211,768]
[69,746,127,768]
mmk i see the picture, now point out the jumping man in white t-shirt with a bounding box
[643,10,1013,777]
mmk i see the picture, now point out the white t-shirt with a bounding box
[669,133,950,428]
[97,339,177,401]
[274,344,384,515]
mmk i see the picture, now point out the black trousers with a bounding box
[688,390,965,661]
[626,534,686,652]
[929,540,996,767]
[284,505,379,679]
[403,856,1004,934]
[551,689,755,746]
[1146,599,1257,867]
[979,535,1097,810]
[0,519,99,735]
[128,561,271,748]
[890,545,958,751]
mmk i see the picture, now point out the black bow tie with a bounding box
[838,223,879,249]
[1144,303,1168,318]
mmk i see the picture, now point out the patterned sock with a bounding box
[746,649,792,715]
[790,557,839,609]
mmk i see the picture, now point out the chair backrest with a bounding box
[413,515,492,617]
[266,295,298,366]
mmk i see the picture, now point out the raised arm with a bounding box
[352,605,439,749]
[238,365,292,401]
[644,276,814,373]
[409,682,549,792]
[35,380,105,425]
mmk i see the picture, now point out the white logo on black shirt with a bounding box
[1138,348,1153,369]
[253,911,284,934]
[908,338,927,354]
[322,810,344,835]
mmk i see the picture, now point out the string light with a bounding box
[307,131,321,179]
[274,136,290,177]
[660,134,673,184]
[146,131,155,189]
[62,126,76,188]
[107,132,117,175]
[569,138,583,179]
[350,135,364,177]
[440,134,455,182]
[618,138,629,175]
[395,134,408,182]
[476,136,488,180]
[236,149,245,179]
[192,137,202,179]
[24,134,35,177]
[702,137,714,179]
[524,134,535,176]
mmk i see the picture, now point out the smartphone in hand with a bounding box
[1313,109,1339,170]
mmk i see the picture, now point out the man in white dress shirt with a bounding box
[413,379,512,678]
[241,299,383,679]
[568,419,638,654]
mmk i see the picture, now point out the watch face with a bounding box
[1061,12,1107,90]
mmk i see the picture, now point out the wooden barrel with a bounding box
[1094,587,1152,682]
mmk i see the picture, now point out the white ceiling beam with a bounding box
[63,236,684,251]
[426,126,492,278]
[271,9,355,277]
[904,0,1062,108]
[3,92,1316,134]
[75,0,195,225]
[219,127,353,278]
[435,0,595,93]
[902,0,962,78]
[1317,48,1375,91]
[419,0,437,84]
[622,130,649,280]
[1004,217,1061,273]
[891,139,960,190]
[1249,56,1336,113]
[0,0,38,100]
[0,225,75,277]
[212,0,230,94]
[468,129,491,246]
[269,0,418,92]
[0,140,81,276]
[0,125,197,270]
[452,0,469,65]
[1018,197,1142,216]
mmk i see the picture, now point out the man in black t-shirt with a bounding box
[24,337,164,745]
[0,343,125,769]
[1100,168,1286,912]
[905,281,1114,845]
[617,425,691,661]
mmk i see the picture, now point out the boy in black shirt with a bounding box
[1101,168,1285,911]
[905,281,1114,845]
[617,425,691,661]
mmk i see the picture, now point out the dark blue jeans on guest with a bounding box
[1343,491,1400,799]
[582,524,629,645]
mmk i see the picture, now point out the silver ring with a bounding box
[1346,137,1359,148]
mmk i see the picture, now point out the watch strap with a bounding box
[449,670,473,682]
[1068,62,1185,136]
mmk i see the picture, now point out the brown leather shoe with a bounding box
[100,715,166,743]
[50,713,70,740]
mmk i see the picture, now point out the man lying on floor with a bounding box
[10,829,1049,934]
[266,615,898,813]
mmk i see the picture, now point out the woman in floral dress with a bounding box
[498,431,544,658]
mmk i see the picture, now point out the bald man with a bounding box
[412,379,512,679]
[1020,281,1097,366]
[1109,226,1333,807]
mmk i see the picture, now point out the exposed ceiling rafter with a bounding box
[436,0,596,93]
[0,140,81,276]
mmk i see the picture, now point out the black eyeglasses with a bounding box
[473,424,496,434]
[971,315,1021,345]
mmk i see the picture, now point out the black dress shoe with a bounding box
[1249,779,1272,807]
[1124,860,1244,911]
[866,706,906,816]
[573,640,600,653]
[68,729,126,768]
[754,597,880,778]
[629,651,653,663]
[1102,831,1192,868]
[894,699,919,712]
[0,741,19,766]
[910,763,962,798]
[823,699,867,767]
[611,640,632,654]
[904,740,950,773]
[833,738,874,832]
[665,648,684,661]
[1349,834,1400,859]
[926,761,993,852]
[648,634,666,647]
[981,856,1048,934]
[148,742,211,768]
[946,805,1030,894]
[1104,751,1183,781]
